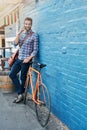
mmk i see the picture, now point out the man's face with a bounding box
[24,20,32,31]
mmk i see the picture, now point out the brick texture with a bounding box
[19,0,87,129]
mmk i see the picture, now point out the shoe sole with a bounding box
[15,98,23,103]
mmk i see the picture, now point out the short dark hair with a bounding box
[24,17,32,24]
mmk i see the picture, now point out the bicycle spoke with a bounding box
[23,77,30,104]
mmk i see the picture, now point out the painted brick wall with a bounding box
[20,0,87,129]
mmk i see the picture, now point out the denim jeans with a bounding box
[9,59,30,95]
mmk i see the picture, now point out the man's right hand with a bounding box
[14,27,24,45]
[18,27,25,35]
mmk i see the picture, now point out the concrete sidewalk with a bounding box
[0,90,69,130]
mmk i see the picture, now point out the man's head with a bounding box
[24,17,32,31]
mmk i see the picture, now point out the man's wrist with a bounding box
[28,56,33,61]
[28,57,31,61]
[17,32,21,36]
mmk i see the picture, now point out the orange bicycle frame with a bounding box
[27,66,42,104]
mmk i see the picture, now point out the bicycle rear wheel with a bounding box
[35,83,50,127]
[23,76,30,104]
[23,76,36,111]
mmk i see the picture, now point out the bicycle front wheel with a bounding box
[35,83,50,127]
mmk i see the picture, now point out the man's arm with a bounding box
[14,28,24,45]
[30,33,38,57]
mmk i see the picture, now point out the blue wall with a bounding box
[21,0,87,129]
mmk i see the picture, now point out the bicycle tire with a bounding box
[35,83,51,127]
[23,77,30,104]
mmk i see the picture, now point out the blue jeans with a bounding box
[9,59,30,95]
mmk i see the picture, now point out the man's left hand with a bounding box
[23,58,30,63]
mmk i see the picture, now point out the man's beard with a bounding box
[25,27,31,31]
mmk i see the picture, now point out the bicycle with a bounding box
[23,62,51,127]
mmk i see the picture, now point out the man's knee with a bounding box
[9,72,15,79]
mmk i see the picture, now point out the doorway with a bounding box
[2,39,5,57]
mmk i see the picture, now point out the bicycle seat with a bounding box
[29,61,46,69]
[38,63,46,69]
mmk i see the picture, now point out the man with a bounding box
[9,17,38,103]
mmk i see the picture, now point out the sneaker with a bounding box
[13,97,18,103]
[15,94,23,103]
